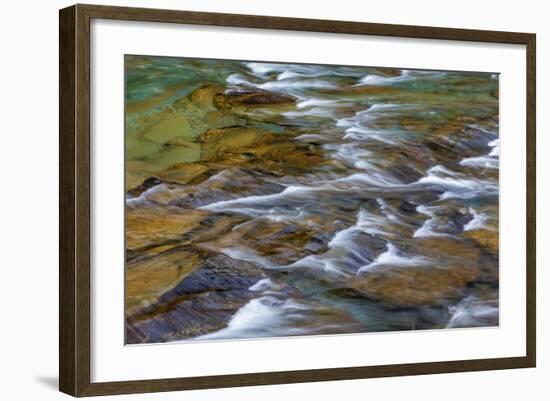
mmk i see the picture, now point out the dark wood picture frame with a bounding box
[59,3,536,397]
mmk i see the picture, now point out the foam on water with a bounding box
[357,242,429,273]
[459,137,500,169]
[446,296,499,328]
[287,209,391,275]
[226,73,255,88]
[194,295,311,340]
[328,143,376,170]
[246,62,287,76]
[276,65,365,81]
[343,127,397,144]
[249,278,281,292]
[354,70,413,86]
[219,247,279,270]
[198,186,301,211]
[376,198,401,223]
[336,172,404,189]
[460,155,498,169]
[126,184,167,207]
[413,204,449,238]
[427,164,460,177]
[296,98,338,109]
[335,104,405,143]
[337,104,401,127]
[488,138,500,156]
[418,175,497,198]
[414,165,498,200]
[329,209,390,246]
[233,63,346,93]
[288,254,348,276]
[463,208,487,231]
[283,107,336,118]
[198,182,361,216]
[258,79,339,91]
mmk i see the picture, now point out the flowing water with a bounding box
[124,55,499,343]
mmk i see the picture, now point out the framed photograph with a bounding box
[59,4,536,397]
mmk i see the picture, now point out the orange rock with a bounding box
[349,263,479,307]
[126,248,201,315]
[348,237,482,306]
[464,229,499,254]
[214,89,296,110]
[156,162,213,185]
[126,207,208,251]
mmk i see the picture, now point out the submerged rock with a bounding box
[201,219,330,266]
[125,205,247,261]
[126,247,201,315]
[214,89,297,110]
[424,125,496,166]
[447,297,499,328]
[195,124,325,173]
[348,264,479,307]
[237,140,325,172]
[347,237,482,307]
[125,207,208,251]
[124,57,500,340]
[129,167,285,210]
[464,228,499,254]
[156,162,215,186]
[198,126,275,160]
[126,250,265,343]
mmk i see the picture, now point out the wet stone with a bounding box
[124,56,500,342]
[126,250,266,343]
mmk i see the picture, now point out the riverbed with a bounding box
[124,56,499,344]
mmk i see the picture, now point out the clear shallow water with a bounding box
[125,55,499,343]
